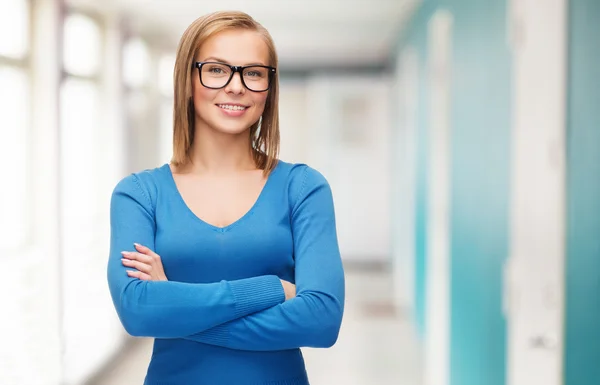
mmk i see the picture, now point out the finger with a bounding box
[121,251,152,263]
[126,270,152,281]
[122,258,152,274]
[133,243,150,253]
[134,243,161,260]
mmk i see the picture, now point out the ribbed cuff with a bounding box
[195,322,230,345]
[228,275,286,318]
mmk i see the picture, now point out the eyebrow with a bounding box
[201,56,268,66]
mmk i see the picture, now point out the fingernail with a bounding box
[134,243,141,247]
[121,251,128,256]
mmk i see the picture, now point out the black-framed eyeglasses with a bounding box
[193,61,276,92]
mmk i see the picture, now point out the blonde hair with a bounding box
[170,11,280,173]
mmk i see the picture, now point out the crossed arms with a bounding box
[107,168,345,351]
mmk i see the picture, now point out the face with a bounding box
[192,29,271,136]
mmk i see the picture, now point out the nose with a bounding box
[224,71,245,94]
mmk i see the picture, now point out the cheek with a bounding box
[252,93,268,113]
[194,86,213,104]
[192,87,217,114]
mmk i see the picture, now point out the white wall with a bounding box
[280,75,393,264]
[392,48,418,312]
[279,79,311,164]
[505,0,567,384]
[424,10,452,385]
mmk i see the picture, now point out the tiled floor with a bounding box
[88,268,423,385]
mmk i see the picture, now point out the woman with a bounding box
[107,10,345,385]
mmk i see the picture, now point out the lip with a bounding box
[216,103,249,117]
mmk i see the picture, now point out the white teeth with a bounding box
[219,104,246,111]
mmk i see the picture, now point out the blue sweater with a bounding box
[107,160,345,385]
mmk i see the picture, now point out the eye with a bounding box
[244,68,266,78]
[202,63,230,76]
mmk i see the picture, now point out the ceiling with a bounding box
[67,0,417,70]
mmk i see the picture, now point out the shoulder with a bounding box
[277,159,330,186]
[276,160,333,209]
[112,164,170,208]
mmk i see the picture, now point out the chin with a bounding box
[212,121,254,136]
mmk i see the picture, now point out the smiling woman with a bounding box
[106,10,345,385]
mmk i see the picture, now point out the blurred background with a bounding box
[0,0,599,384]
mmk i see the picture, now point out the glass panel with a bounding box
[59,78,100,250]
[0,66,30,249]
[63,13,101,77]
[123,38,151,88]
[0,0,29,59]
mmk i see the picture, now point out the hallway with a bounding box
[88,268,423,385]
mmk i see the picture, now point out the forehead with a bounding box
[197,29,269,65]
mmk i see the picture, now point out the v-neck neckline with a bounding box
[162,161,280,232]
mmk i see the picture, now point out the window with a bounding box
[0,0,31,251]
[122,37,160,172]
[60,13,102,246]
[60,12,107,384]
[63,13,101,77]
[123,37,151,89]
[0,67,30,249]
[0,0,29,59]
[60,78,101,239]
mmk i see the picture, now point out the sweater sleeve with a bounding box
[183,166,345,350]
[107,173,286,338]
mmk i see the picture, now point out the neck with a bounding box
[186,126,256,175]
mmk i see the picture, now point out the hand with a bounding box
[121,243,168,281]
[280,279,296,301]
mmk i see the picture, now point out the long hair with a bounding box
[170,11,280,173]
